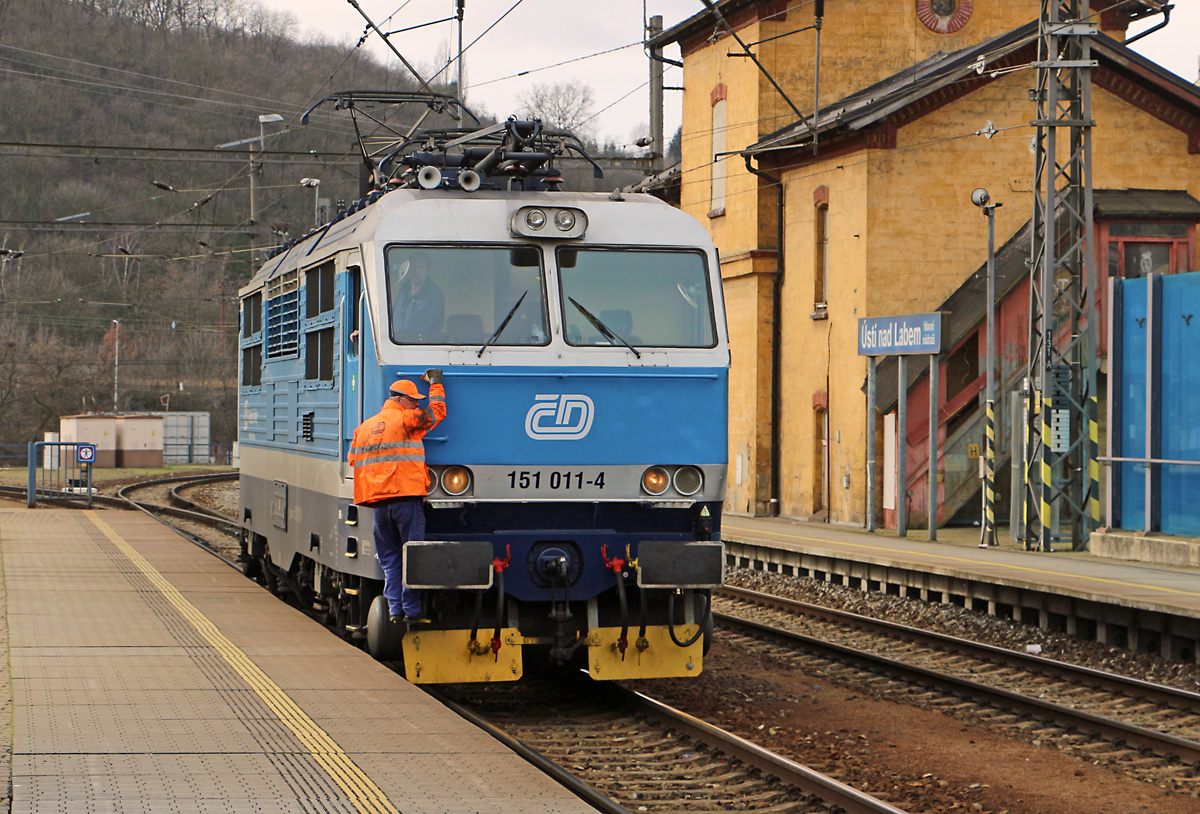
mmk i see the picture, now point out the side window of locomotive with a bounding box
[303,261,335,382]
[557,248,716,348]
[241,290,264,388]
[385,246,548,346]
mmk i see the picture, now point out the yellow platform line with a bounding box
[723,522,1200,600]
[85,511,400,814]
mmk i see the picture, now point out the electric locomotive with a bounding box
[237,94,728,683]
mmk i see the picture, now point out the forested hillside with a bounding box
[0,0,451,447]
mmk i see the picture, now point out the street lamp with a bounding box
[253,114,284,230]
[972,188,1003,548]
[216,114,285,268]
[300,178,321,228]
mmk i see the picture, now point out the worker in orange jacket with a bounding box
[348,369,446,623]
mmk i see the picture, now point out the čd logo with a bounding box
[525,394,594,440]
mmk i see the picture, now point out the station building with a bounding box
[653,0,1200,531]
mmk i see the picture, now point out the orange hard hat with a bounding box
[389,379,426,399]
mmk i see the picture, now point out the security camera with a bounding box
[971,188,990,207]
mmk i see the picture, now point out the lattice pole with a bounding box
[1022,0,1100,552]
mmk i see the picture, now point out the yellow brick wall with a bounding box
[753,0,1037,139]
[722,259,777,514]
[674,3,1195,520]
[769,76,1200,525]
[677,2,1046,518]
[776,159,870,522]
[866,74,1200,318]
[679,24,766,246]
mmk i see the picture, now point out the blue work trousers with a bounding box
[372,498,425,618]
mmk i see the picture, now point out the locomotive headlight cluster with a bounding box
[426,465,473,497]
[510,206,587,239]
[640,465,704,497]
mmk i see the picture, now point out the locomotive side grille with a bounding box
[266,270,300,358]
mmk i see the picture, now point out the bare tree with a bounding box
[516,79,596,139]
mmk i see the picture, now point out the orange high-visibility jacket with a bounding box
[348,383,446,505]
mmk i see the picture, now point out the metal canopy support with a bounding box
[1023,0,1099,552]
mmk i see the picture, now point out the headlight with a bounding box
[553,209,576,230]
[673,466,703,496]
[641,466,670,496]
[425,466,438,495]
[524,209,547,230]
[511,206,587,238]
[442,465,472,496]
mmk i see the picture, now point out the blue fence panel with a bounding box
[1157,273,1200,535]
[1117,278,1147,528]
[26,442,94,508]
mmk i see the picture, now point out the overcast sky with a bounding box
[257,1,1199,147]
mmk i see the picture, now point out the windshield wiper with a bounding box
[568,297,641,358]
[477,291,528,357]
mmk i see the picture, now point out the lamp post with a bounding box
[216,114,284,269]
[112,319,120,413]
[252,114,284,234]
[972,188,1003,547]
[300,178,321,227]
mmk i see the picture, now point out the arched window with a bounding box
[813,404,829,516]
[814,201,829,307]
[710,98,727,216]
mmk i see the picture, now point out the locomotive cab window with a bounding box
[557,248,716,348]
[385,246,548,346]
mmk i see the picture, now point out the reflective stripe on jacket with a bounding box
[348,383,446,505]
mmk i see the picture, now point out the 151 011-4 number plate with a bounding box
[504,469,606,493]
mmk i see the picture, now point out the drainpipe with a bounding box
[744,154,785,516]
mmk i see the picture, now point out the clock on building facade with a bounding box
[916,0,973,33]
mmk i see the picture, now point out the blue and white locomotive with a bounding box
[237,96,728,683]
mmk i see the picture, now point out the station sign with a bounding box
[77,443,97,464]
[857,312,943,356]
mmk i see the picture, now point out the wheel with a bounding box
[366,594,406,661]
[241,554,262,582]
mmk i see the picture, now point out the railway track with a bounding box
[438,671,908,814]
[717,585,1200,791]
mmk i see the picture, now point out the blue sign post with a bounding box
[860,313,944,539]
[858,312,943,356]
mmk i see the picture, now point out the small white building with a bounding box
[59,416,118,467]
[115,415,164,467]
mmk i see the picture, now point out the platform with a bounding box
[722,515,1200,615]
[0,508,597,814]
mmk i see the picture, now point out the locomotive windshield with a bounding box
[385,245,548,346]
[558,248,716,349]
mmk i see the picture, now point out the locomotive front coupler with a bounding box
[545,555,583,664]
